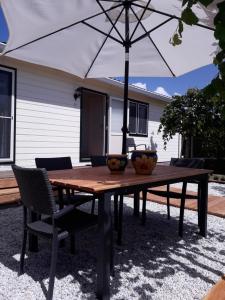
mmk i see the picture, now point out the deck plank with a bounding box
[146,186,225,218]
[203,276,225,300]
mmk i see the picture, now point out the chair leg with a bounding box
[197,183,201,227]
[70,234,76,255]
[58,187,64,210]
[91,198,96,214]
[133,192,140,217]
[19,228,27,275]
[166,184,170,220]
[47,233,58,300]
[117,195,123,245]
[179,182,187,237]
[114,195,119,231]
[142,190,147,226]
[110,217,115,277]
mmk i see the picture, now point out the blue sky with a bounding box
[123,64,218,97]
[0,7,8,42]
[0,7,218,97]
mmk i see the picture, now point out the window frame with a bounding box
[128,99,149,137]
[0,65,17,165]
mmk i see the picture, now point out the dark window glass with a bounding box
[129,101,148,136]
[129,102,137,134]
[0,69,13,160]
[138,104,148,135]
[0,118,11,159]
[0,70,12,117]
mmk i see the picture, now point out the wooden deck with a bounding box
[0,176,20,206]
[203,275,225,300]
[148,186,225,218]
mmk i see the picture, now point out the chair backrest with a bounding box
[90,155,107,167]
[35,157,72,171]
[126,137,147,152]
[126,137,136,152]
[170,158,205,169]
[12,165,57,215]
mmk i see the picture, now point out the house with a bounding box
[0,42,180,170]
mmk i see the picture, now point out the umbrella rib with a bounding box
[130,0,152,41]
[84,5,125,78]
[97,0,124,43]
[130,6,175,77]
[100,0,139,2]
[131,17,174,45]
[132,3,215,31]
[3,3,123,55]
[148,36,175,76]
[82,21,123,45]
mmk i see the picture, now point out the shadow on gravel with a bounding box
[0,200,224,299]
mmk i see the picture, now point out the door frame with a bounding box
[0,64,17,165]
[79,87,109,162]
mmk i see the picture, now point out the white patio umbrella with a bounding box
[1,0,218,153]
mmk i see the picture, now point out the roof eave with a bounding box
[99,78,172,103]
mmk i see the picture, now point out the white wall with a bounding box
[0,60,81,170]
[0,58,179,171]
[109,97,180,162]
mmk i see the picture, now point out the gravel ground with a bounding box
[0,199,225,300]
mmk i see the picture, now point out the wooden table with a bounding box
[47,164,211,300]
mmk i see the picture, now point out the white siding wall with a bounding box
[0,59,179,171]
[109,98,179,162]
[148,103,180,161]
[0,61,81,170]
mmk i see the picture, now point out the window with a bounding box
[129,100,148,136]
[0,66,16,163]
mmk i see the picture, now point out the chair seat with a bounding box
[27,218,65,237]
[28,209,98,236]
[55,208,98,232]
[148,189,198,199]
[56,193,94,206]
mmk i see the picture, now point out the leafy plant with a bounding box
[173,1,225,98]
[159,89,225,157]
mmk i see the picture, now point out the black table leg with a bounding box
[133,192,140,217]
[179,181,187,237]
[117,195,124,245]
[199,174,208,237]
[114,195,119,231]
[97,193,111,300]
[142,190,147,226]
[28,211,38,252]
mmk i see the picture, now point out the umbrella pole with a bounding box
[122,1,130,155]
[122,51,129,154]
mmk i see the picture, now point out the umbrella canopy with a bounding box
[1,0,218,153]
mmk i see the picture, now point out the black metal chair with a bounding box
[35,157,96,213]
[12,165,99,300]
[126,137,147,153]
[142,158,205,237]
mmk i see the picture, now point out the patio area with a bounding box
[0,197,225,300]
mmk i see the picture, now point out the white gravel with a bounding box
[0,199,225,300]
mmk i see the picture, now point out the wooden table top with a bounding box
[48,165,211,194]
